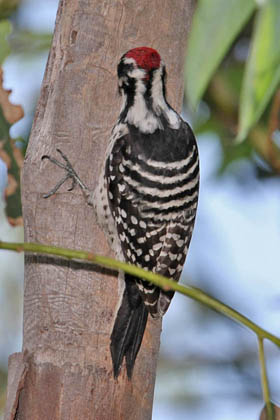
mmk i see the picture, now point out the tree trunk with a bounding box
[5,0,195,419]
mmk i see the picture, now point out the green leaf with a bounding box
[238,0,280,142]
[0,0,20,19]
[0,19,12,64]
[185,0,256,109]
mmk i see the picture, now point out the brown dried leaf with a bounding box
[0,68,23,124]
[0,66,24,226]
[7,215,23,226]
[5,173,18,196]
[260,403,280,420]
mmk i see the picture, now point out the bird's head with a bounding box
[116,47,177,132]
[117,47,165,92]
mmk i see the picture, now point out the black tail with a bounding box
[110,274,148,379]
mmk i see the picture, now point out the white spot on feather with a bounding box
[139,220,147,229]
[121,209,127,218]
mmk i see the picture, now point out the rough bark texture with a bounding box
[5,0,195,419]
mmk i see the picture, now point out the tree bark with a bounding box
[5,0,195,419]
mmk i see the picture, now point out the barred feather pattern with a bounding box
[105,120,199,317]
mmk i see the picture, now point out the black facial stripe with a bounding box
[143,70,155,111]
[161,65,167,101]
[118,77,136,122]
[118,60,133,79]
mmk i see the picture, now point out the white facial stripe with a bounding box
[152,64,180,129]
[123,57,136,66]
[128,68,146,79]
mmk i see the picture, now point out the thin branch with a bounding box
[258,337,275,420]
[1,240,280,349]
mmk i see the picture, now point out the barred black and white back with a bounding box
[93,47,199,378]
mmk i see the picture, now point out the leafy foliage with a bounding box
[186,0,256,111]
[186,0,280,156]
[0,19,11,63]
[239,0,280,141]
[0,0,20,19]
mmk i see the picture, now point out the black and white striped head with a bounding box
[116,47,179,133]
[117,47,166,95]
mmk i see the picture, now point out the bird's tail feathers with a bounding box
[110,275,148,379]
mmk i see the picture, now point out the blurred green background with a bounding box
[0,1,280,419]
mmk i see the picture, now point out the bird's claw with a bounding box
[42,148,88,198]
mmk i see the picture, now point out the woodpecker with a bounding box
[43,47,199,379]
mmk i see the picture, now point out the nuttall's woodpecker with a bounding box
[42,47,199,379]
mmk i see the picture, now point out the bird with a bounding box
[42,46,199,379]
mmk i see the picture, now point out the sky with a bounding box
[1,1,280,419]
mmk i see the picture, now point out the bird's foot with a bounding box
[42,148,89,199]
